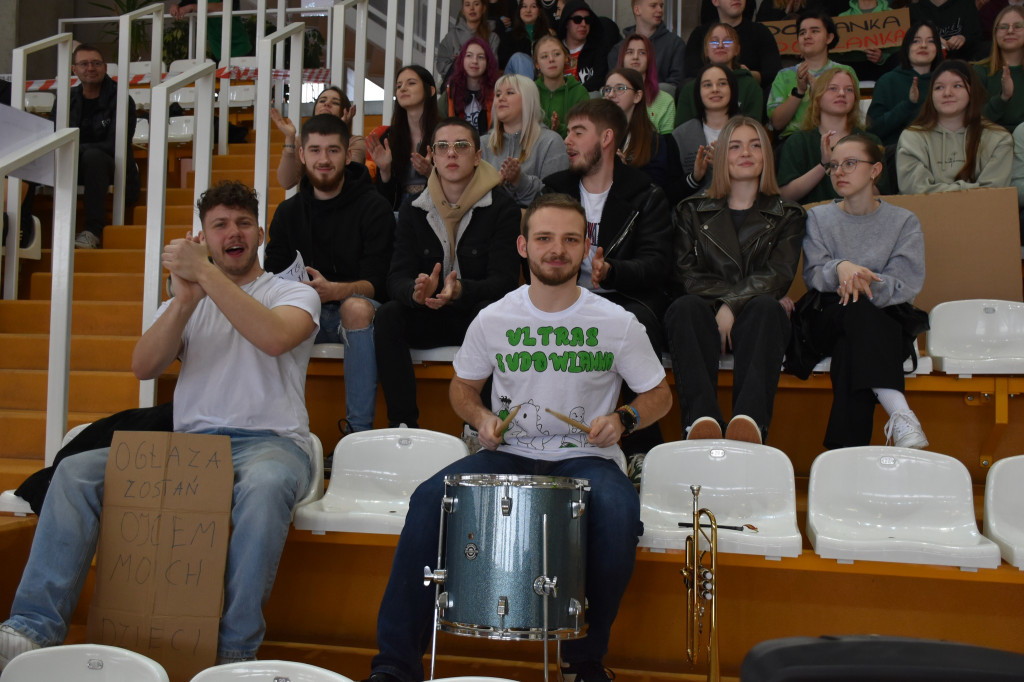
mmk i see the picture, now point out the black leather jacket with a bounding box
[671,193,806,314]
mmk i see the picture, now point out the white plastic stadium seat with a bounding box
[807,447,1000,570]
[984,454,1024,569]
[639,440,801,559]
[128,60,166,77]
[23,91,55,114]
[130,88,151,111]
[167,116,195,145]
[169,58,203,74]
[927,299,1024,376]
[169,87,197,108]
[1,644,169,681]
[292,428,469,534]
[227,84,255,108]
[189,660,354,681]
[292,434,326,520]
[133,118,150,147]
[311,345,461,364]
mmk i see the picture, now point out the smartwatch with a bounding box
[615,406,639,436]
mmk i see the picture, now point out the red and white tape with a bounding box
[23,67,332,92]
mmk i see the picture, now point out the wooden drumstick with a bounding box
[544,407,591,434]
[495,405,520,436]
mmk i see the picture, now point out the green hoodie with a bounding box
[836,0,898,64]
[536,75,590,137]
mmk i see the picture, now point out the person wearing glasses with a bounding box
[974,6,1024,132]
[675,23,763,123]
[373,118,522,429]
[665,117,804,445]
[615,33,677,134]
[56,44,140,249]
[778,67,887,204]
[685,0,780,93]
[557,0,615,92]
[792,134,929,449]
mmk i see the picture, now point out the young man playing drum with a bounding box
[363,193,672,682]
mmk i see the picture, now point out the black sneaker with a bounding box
[561,660,616,682]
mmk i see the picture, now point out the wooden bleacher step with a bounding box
[29,273,144,302]
[0,300,143,335]
[0,411,109,461]
[0,369,138,413]
[0,334,136,371]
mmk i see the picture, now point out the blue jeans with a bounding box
[370,451,642,682]
[4,429,311,659]
[316,298,380,432]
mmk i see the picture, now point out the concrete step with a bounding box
[30,272,144,302]
[0,334,137,371]
[0,369,139,413]
[0,301,142,335]
[0,411,109,461]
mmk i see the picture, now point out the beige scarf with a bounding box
[426,160,501,267]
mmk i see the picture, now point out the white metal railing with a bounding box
[330,0,368,132]
[114,4,165,227]
[0,128,80,465]
[139,62,216,407]
[4,34,73,300]
[254,22,304,234]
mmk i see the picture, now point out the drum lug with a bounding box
[533,575,558,597]
[497,595,509,629]
[423,566,447,586]
[442,495,455,513]
[437,591,452,612]
[571,500,586,519]
[501,485,512,516]
[568,597,582,617]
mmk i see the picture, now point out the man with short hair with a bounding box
[558,0,614,92]
[607,0,687,89]
[362,193,673,682]
[59,43,140,249]
[0,181,320,670]
[374,117,521,428]
[684,0,781,91]
[542,99,671,460]
[265,114,395,435]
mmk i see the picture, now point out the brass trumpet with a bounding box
[682,484,720,682]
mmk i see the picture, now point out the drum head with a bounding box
[444,473,590,490]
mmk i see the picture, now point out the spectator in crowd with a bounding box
[538,0,566,24]
[481,75,570,205]
[779,67,887,203]
[868,21,943,147]
[440,38,501,136]
[665,117,805,444]
[436,0,501,82]
[607,0,687,89]
[367,65,440,211]
[272,86,367,190]
[980,0,1014,36]
[974,6,1024,131]
[910,0,984,61]
[675,24,763,123]
[557,0,612,92]
[601,68,680,197]
[534,34,590,136]
[671,63,739,198]
[833,0,900,82]
[616,33,677,133]
[897,60,1012,193]
[542,98,672,464]
[768,11,856,139]
[374,118,521,429]
[361,193,672,682]
[498,0,553,74]
[687,0,781,95]
[793,134,929,449]
[58,44,140,249]
[170,1,252,61]
[0,181,320,669]
[264,115,395,436]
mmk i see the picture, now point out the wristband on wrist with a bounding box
[615,405,639,436]
[790,87,805,98]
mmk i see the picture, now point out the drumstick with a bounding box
[544,407,591,434]
[495,405,520,435]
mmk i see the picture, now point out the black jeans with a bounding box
[373,300,481,427]
[79,147,139,237]
[664,294,789,440]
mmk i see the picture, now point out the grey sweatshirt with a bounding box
[481,127,570,206]
[435,17,501,82]
[802,199,925,308]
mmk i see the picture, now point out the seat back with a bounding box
[167,116,195,144]
[1,644,169,681]
[128,60,166,77]
[23,91,55,114]
[130,88,151,111]
[807,447,1000,568]
[639,440,801,558]
[133,118,151,147]
[984,454,1024,568]
[188,660,354,681]
[927,299,1024,374]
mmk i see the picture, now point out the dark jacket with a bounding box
[685,18,781,89]
[387,183,522,312]
[265,163,395,301]
[542,158,672,316]
[671,193,806,314]
[557,0,618,92]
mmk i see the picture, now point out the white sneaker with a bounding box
[884,411,929,449]
[74,231,99,249]
[0,625,41,671]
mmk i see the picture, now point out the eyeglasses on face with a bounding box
[74,60,105,68]
[600,84,635,96]
[432,140,474,154]
[997,21,1024,31]
[708,39,734,48]
[824,158,872,175]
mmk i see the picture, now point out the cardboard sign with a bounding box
[764,8,911,56]
[87,432,234,682]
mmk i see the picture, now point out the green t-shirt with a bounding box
[767,60,858,138]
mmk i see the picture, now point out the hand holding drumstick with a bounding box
[478,405,520,451]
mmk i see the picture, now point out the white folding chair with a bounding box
[984,454,1024,569]
[23,92,55,114]
[1,644,169,681]
[927,299,1024,376]
[189,660,354,681]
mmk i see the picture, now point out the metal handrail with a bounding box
[139,61,217,407]
[0,128,81,465]
[330,0,368,133]
[3,33,73,300]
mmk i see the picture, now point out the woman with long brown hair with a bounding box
[897,59,1012,194]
